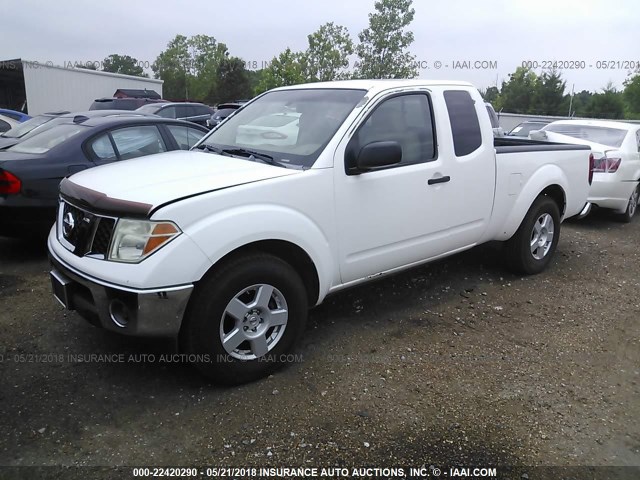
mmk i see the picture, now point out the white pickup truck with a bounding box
[48,80,592,384]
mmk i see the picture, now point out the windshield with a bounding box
[544,124,628,148]
[8,124,87,154]
[136,104,162,114]
[199,88,366,168]
[2,115,54,138]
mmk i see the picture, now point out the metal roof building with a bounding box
[0,59,163,115]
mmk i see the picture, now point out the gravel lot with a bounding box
[0,211,639,478]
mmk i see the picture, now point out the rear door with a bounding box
[333,88,495,283]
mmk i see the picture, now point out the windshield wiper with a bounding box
[221,148,289,168]
[195,144,289,168]
[195,143,223,153]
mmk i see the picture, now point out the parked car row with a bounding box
[89,95,246,130]
[136,102,215,128]
[0,112,207,236]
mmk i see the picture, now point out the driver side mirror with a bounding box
[350,141,402,174]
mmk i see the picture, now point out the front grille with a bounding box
[60,200,116,258]
[90,217,116,255]
[62,202,85,246]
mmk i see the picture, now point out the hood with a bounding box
[61,150,300,216]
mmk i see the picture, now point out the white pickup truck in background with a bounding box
[48,80,592,384]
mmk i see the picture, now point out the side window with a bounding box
[444,90,482,157]
[167,125,206,150]
[89,134,117,161]
[110,125,167,160]
[197,106,211,116]
[157,106,176,119]
[175,105,192,119]
[349,94,436,169]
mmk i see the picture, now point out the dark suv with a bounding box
[136,102,215,127]
[206,102,247,128]
[89,97,167,111]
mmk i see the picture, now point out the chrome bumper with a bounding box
[49,255,193,337]
[576,202,592,219]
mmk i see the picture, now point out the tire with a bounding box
[619,185,639,223]
[181,253,308,385]
[505,195,561,275]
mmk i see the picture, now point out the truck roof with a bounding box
[273,79,474,93]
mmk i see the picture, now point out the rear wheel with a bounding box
[505,195,561,275]
[619,185,639,223]
[181,254,308,385]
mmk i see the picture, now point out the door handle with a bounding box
[428,175,450,185]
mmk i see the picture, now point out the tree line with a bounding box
[91,0,640,120]
[482,67,640,120]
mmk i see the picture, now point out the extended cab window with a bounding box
[444,90,482,157]
[349,93,436,170]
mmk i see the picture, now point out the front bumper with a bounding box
[49,254,193,337]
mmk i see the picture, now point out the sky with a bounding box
[1,0,638,94]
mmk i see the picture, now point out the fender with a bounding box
[494,164,569,241]
[183,204,334,304]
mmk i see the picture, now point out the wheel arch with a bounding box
[195,239,320,308]
[539,184,566,217]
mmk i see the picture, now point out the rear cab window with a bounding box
[444,90,482,157]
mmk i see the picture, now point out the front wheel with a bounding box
[505,195,561,275]
[181,254,308,385]
[619,185,639,223]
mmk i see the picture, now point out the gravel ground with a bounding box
[0,210,639,478]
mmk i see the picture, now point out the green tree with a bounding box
[623,72,640,119]
[187,35,229,103]
[496,67,539,114]
[354,0,418,79]
[532,70,566,115]
[306,22,354,82]
[567,89,593,117]
[102,54,146,77]
[152,35,228,101]
[214,57,251,103]
[480,86,500,104]
[584,82,625,119]
[152,35,191,100]
[256,48,308,94]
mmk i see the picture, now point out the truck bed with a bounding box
[495,136,591,154]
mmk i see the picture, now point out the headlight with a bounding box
[108,219,181,263]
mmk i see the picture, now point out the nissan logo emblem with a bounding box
[63,212,75,237]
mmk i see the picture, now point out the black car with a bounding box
[207,102,245,128]
[136,102,215,127]
[0,115,208,236]
[507,121,550,137]
[0,110,152,150]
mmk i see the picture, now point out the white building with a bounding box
[0,59,163,115]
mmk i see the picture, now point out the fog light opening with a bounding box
[109,299,130,328]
